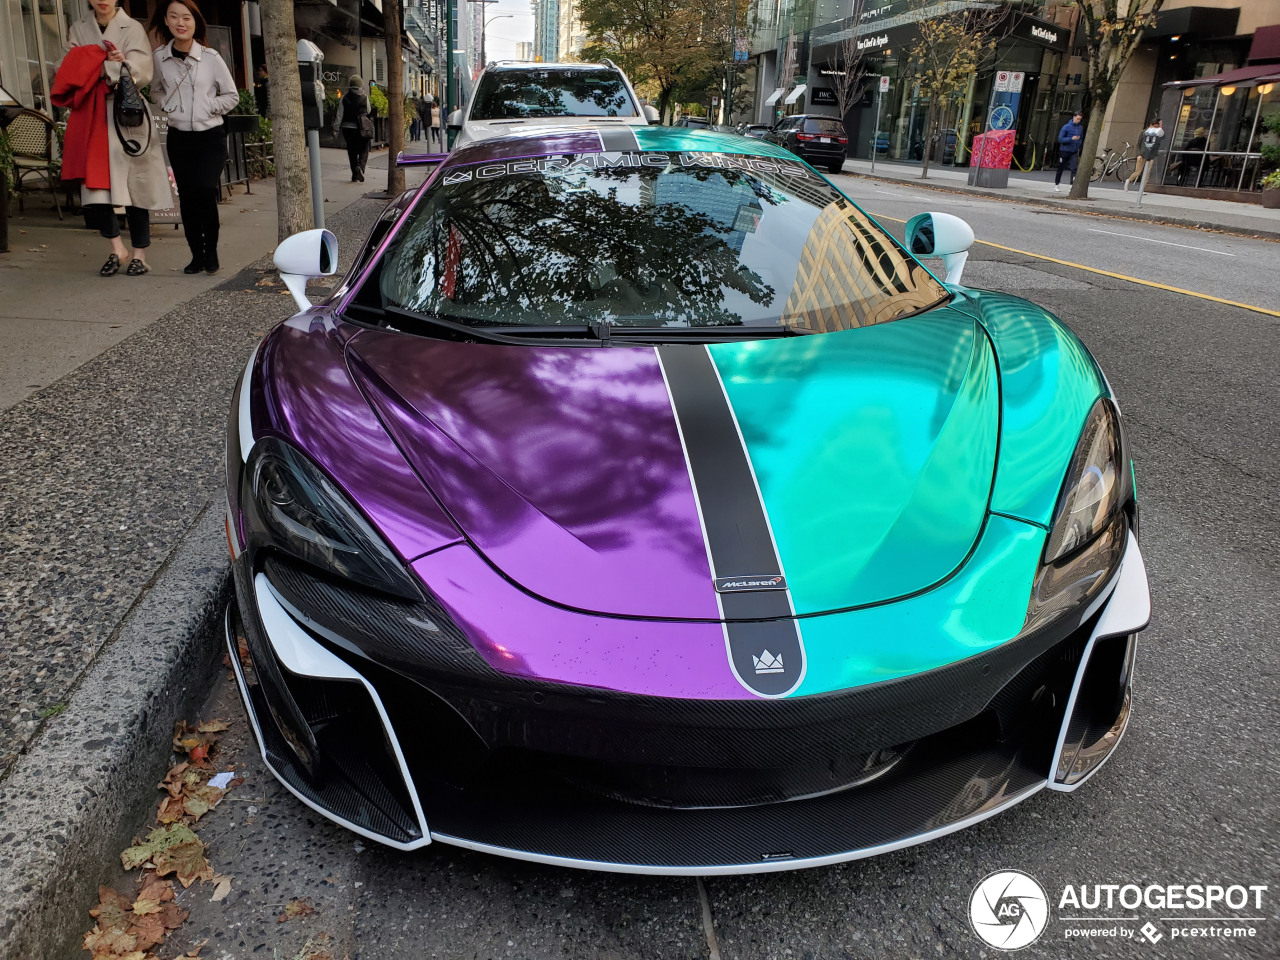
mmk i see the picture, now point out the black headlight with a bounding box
[1022,399,1128,635]
[242,437,422,600]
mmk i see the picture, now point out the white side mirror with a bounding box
[904,212,975,285]
[447,109,463,131]
[642,104,660,124]
[274,228,338,311]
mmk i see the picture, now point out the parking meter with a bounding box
[297,40,325,130]
[297,39,325,228]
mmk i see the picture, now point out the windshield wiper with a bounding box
[382,306,615,345]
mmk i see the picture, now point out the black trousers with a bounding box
[1055,151,1079,185]
[167,126,228,262]
[343,129,371,177]
[90,204,150,248]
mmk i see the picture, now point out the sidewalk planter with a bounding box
[1263,188,1280,209]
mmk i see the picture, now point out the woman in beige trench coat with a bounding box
[64,0,171,276]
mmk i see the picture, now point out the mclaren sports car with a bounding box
[224,127,1151,874]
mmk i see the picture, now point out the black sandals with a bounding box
[99,253,121,277]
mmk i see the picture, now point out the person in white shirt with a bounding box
[149,0,238,273]
[1125,118,1165,191]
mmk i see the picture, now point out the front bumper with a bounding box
[226,536,1150,874]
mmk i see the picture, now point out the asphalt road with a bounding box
[111,187,1279,960]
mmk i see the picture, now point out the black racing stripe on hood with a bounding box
[657,344,803,696]
[597,125,641,152]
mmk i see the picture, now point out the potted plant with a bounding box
[1262,170,1280,209]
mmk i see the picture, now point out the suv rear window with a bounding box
[471,70,638,120]
[802,118,845,135]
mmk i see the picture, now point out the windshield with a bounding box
[470,70,637,120]
[377,151,948,333]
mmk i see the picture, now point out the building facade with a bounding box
[750,1,1070,168]
[532,0,560,62]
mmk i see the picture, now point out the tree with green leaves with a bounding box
[1069,0,1165,199]
[905,1,1007,180]
[579,0,748,123]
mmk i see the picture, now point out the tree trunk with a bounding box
[259,0,313,240]
[382,0,406,196]
[920,102,936,179]
[1069,101,1107,200]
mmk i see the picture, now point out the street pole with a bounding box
[468,0,499,71]
[871,84,884,173]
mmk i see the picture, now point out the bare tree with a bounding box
[1069,0,1165,199]
[260,0,313,238]
[905,2,1008,180]
[822,8,871,140]
[382,0,406,196]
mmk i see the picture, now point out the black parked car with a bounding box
[764,115,848,173]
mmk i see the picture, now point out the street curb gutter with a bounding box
[0,502,231,960]
[845,171,1280,242]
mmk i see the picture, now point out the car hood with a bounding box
[347,307,998,620]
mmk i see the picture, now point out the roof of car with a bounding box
[486,61,615,71]
[445,125,802,166]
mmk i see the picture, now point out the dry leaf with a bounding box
[276,898,315,923]
[136,876,175,906]
[121,824,199,871]
[197,719,230,733]
[211,875,232,902]
[82,927,136,956]
[157,795,186,823]
[89,886,132,933]
[158,762,191,797]
[128,912,165,952]
[160,901,189,930]
[153,839,213,888]
[185,938,209,957]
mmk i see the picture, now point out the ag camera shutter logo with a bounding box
[970,870,1050,950]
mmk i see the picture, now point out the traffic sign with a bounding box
[994,71,1010,92]
[879,75,890,93]
[1009,71,1025,92]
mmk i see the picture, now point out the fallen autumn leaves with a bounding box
[82,720,242,960]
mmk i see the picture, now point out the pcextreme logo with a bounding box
[970,871,1050,950]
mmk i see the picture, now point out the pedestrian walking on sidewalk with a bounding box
[254,63,270,117]
[336,77,373,182]
[150,0,238,274]
[408,97,421,141]
[1124,118,1164,192]
[56,0,170,277]
[1054,111,1084,192]
[420,95,438,150]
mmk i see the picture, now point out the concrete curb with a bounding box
[844,171,1280,242]
[0,502,230,960]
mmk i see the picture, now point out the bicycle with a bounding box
[1092,141,1136,182]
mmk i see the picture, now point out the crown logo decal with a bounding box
[753,650,785,674]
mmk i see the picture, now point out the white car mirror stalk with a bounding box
[904,212,975,286]
[274,229,339,312]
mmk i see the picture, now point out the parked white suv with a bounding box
[448,61,658,148]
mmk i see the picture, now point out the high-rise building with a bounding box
[516,41,535,61]
[532,0,560,62]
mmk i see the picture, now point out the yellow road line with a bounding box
[872,214,1280,318]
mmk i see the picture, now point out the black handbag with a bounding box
[114,62,146,127]
[112,62,153,156]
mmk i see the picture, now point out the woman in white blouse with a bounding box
[150,0,237,274]
[62,0,170,276]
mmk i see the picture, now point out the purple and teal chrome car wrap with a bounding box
[223,128,1151,872]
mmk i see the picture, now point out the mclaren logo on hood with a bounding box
[715,575,788,593]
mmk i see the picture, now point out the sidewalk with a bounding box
[0,146,400,411]
[838,157,1280,240]
[0,153,425,959]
